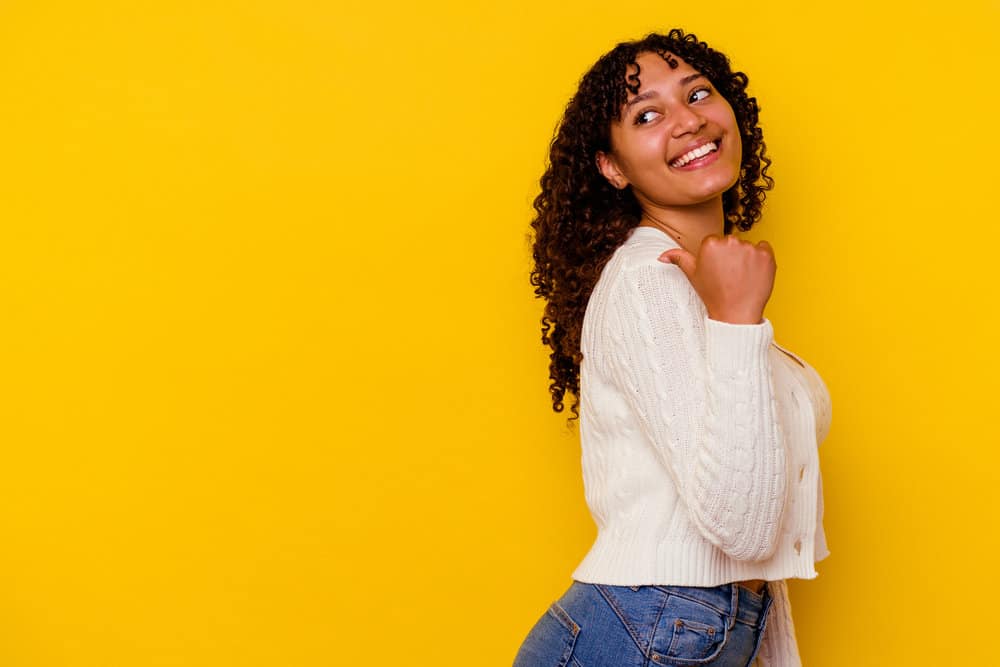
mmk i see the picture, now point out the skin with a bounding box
[596,51,776,326]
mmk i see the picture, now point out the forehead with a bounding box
[626,51,700,94]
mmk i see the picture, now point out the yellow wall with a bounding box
[0,1,996,665]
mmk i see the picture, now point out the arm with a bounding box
[613,261,787,561]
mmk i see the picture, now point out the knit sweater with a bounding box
[571,225,831,667]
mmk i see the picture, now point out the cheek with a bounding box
[612,137,665,181]
[716,110,742,162]
[728,115,743,152]
[628,133,669,169]
[731,131,745,167]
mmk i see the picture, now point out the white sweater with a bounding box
[572,225,831,667]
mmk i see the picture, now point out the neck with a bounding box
[636,196,727,255]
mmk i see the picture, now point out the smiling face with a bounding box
[597,51,743,210]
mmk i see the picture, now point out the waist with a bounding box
[736,578,767,596]
[599,580,772,628]
[572,531,821,583]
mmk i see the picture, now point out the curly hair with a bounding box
[529,28,774,421]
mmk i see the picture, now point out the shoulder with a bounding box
[585,226,696,342]
[583,229,697,359]
[613,225,682,265]
[602,227,691,302]
[615,227,691,300]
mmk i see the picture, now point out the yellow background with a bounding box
[0,1,997,665]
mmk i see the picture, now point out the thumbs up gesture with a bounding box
[658,234,776,325]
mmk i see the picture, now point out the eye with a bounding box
[633,109,660,125]
[689,87,711,103]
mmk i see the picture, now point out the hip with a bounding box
[513,580,774,667]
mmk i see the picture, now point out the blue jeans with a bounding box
[513,580,773,667]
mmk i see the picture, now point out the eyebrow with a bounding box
[623,73,706,111]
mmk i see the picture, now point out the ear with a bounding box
[596,151,629,190]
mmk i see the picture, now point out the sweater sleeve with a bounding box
[612,261,787,561]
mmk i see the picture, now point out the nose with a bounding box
[671,105,707,137]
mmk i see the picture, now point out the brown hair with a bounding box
[529,28,774,421]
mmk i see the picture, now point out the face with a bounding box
[597,51,742,209]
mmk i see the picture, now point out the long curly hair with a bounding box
[529,28,774,421]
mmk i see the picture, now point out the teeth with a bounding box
[671,141,718,167]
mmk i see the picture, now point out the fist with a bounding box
[658,234,776,325]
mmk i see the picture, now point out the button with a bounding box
[793,538,802,554]
[799,465,805,481]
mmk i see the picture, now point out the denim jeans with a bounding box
[513,580,773,667]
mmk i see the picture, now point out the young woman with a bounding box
[514,29,831,667]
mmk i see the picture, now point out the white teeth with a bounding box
[671,141,718,167]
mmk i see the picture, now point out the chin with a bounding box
[693,175,739,201]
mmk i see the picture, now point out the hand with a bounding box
[657,234,776,325]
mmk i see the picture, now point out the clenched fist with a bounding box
[657,234,776,325]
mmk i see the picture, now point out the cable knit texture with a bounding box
[572,225,831,667]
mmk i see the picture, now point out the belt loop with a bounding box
[728,583,738,630]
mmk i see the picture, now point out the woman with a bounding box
[514,29,831,667]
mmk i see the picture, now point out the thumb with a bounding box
[658,248,696,276]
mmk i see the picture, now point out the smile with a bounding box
[669,140,720,169]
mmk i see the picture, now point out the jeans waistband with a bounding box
[649,581,772,628]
